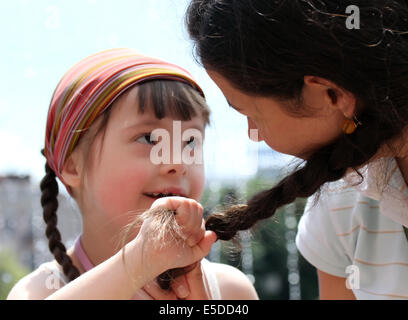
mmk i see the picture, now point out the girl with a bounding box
[7,48,258,300]
[186,0,408,299]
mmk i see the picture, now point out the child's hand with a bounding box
[173,261,212,300]
[133,196,217,281]
[141,261,211,300]
[150,196,207,247]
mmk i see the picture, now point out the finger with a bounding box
[176,201,204,246]
[151,197,205,247]
[171,275,190,299]
[184,219,206,247]
[151,197,203,242]
[175,199,202,227]
[150,196,185,211]
[191,231,217,261]
[143,280,178,300]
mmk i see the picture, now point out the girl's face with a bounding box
[207,70,346,159]
[77,86,206,235]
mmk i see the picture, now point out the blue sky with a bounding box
[0,0,292,192]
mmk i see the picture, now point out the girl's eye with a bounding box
[185,136,197,149]
[136,133,156,145]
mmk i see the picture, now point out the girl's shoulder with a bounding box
[203,260,259,300]
[7,260,66,300]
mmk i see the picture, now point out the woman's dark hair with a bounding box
[40,80,210,283]
[186,0,408,240]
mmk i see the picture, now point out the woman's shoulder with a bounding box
[307,174,368,216]
[205,261,259,300]
[7,260,66,300]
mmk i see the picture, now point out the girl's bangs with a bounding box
[136,80,210,125]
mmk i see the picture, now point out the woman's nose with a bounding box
[247,117,264,142]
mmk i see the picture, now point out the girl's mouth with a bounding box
[143,192,186,200]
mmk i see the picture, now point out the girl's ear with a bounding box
[61,149,83,189]
[303,76,357,118]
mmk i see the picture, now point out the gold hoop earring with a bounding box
[342,115,362,134]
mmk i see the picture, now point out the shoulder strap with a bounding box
[74,235,95,272]
[201,259,222,300]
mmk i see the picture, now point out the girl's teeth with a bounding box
[148,193,177,197]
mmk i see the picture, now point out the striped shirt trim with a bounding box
[354,258,408,267]
[330,201,379,213]
[336,225,404,236]
[330,206,355,212]
[359,288,408,299]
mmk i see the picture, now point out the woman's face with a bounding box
[206,70,346,159]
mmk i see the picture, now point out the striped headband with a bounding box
[44,48,204,194]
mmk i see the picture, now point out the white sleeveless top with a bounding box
[37,258,222,300]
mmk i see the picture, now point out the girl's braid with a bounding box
[40,149,80,282]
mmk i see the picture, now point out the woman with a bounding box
[186,0,408,299]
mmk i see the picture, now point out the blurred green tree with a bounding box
[202,174,319,300]
[0,249,29,300]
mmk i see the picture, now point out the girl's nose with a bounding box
[247,117,264,142]
[160,162,187,177]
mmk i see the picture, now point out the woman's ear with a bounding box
[61,149,83,189]
[303,76,356,118]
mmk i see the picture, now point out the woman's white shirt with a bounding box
[296,157,408,299]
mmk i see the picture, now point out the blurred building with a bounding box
[0,175,81,270]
